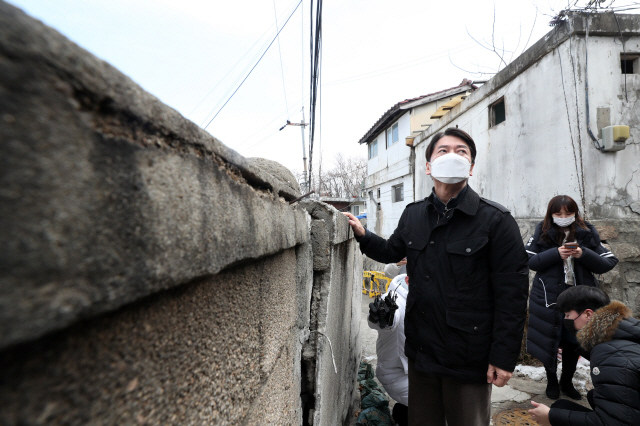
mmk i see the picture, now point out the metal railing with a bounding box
[362,271,390,298]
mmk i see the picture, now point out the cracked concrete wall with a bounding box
[0,2,361,425]
[410,13,640,312]
[300,201,363,426]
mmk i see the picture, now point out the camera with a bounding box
[368,292,399,328]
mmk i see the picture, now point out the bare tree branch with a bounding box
[521,9,538,53]
[509,23,523,64]
[465,27,497,53]
[448,52,497,75]
[492,5,508,69]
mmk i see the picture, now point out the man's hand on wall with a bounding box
[486,364,512,387]
[342,213,365,238]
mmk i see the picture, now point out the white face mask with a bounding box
[553,215,575,227]
[429,153,471,184]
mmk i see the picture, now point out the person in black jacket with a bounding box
[528,285,640,426]
[525,196,618,400]
[344,128,529,426]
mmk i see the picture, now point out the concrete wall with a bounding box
[411,12,640,312]
[300,201,363,426]
[0,2,361,424]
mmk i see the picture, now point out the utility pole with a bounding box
[279,107,308,193]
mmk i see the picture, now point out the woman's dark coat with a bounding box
[525,221,618,369]
[549,301,640,426]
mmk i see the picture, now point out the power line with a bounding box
[190,0,300,122]
[308,0,322,190]
[187,25,274,120]
[203,0,303,130]
[273,0,290,119]
[323,44,476,87]
[234,93,310,151]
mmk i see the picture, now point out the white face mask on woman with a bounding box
[429,153,472,184]
[553,215,575,227]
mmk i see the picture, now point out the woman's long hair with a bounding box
[541,195,587,245]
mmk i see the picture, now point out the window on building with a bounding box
[621,54,639,74]
[368,138,378,159]
[352,205,360,216]
[386,123,399,148]
[377,188,381,199]
[392,184,404,203]
[489,98,506,128]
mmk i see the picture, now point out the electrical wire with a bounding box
[555,26,586,215]
[273,0,290,119]
[307,0,322,191]
[324,44,477,87]
[187,26,274,119]
[203,0,303,130]
[192,0,301,124]
[613,12,628,102]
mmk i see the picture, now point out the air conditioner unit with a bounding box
[601,125,630,151]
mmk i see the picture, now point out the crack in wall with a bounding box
[70,88,283,200]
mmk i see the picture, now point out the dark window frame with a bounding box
[489,97,506,128]
[621,53,640,74]
[392,183,404,203]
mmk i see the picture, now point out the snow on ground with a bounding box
[514,356,593,391]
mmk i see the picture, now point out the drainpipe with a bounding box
[583,15,603,151]
[405,135,417,202]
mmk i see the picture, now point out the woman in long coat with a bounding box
[525,195,618,400]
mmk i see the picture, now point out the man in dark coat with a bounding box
[344,128,529,426]
[529,285,640,426]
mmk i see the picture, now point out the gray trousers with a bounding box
[408,359,492,426]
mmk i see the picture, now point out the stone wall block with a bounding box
[311,220,331,271]
[0,1,313,350]
[0,249,309,425]
[612,243,640,262]
[300,199,354,246]
[625,269,640,284]
[594,224,619,241]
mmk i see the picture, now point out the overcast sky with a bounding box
[7,0,638,177]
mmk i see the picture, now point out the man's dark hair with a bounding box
[425,128,477,164]
[556,286,611,313]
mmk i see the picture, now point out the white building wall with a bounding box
[365,112,414,238]
[414,33,640,220]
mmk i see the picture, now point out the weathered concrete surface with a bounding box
[0,2,363,425]
[0,248,310,425]
[0,1,310,349]
[247,157,302,199]
[301,201,363,426]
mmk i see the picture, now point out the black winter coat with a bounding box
[549,301,640,426]
[526,222,618,369]
[357,186,529,383]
